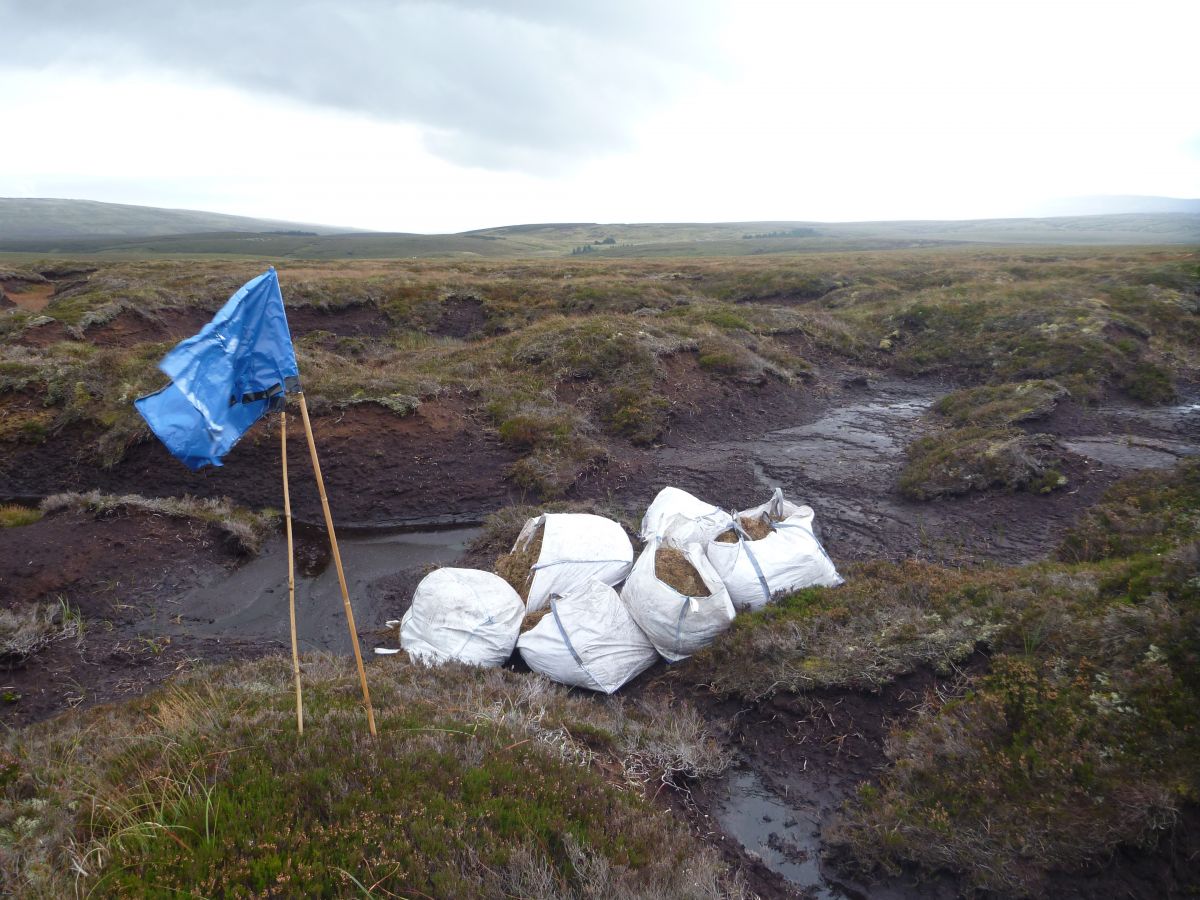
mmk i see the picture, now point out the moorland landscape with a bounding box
[1,209,1198,896]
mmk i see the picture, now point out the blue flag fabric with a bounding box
[135,267,299,470]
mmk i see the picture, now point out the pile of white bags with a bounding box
[517,580,658,693]
[706,488,844,611]
[389,486,843,686]
[511,513,635,612]
[622,520,736,662]
[400,568,524,667]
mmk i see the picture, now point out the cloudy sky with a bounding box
[1,0,1197,232]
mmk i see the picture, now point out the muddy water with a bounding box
[150,526,481,654]
[715,766,848,898]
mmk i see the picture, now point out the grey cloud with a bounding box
[0,0,729,171]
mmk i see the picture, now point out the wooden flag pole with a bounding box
[281,410,304,735]
[297,392,377,737]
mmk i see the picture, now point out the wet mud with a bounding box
[152,525,481,654]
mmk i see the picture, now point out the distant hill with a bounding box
[0,198,359,240]
[0,198,1195,259]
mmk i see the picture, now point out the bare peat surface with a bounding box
[0,507,261,727]
[695,668,967,900]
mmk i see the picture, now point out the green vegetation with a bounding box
[932,379,1067,427]
[899,426,1067,500]
[0,504,42,528]
[0,656,741,897]
[1059,458,1200,562]
[687,459,1200,894]
[40,492,278,553]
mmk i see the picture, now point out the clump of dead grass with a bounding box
[655,547,709,596]
[714,514,776,543]
[0,601,82,668]
[495,519,543,599]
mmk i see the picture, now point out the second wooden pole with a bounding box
[297,392,377,738]
[281,410,304,735]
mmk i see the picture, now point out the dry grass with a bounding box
[715,515,775,544]
[0,602,82,668]
[495,522,543,599]
[520,607,553,633]
[655,547,709,596]
[0,504,41,528]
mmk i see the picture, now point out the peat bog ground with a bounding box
[0,247,1197,896]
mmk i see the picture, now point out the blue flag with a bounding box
[135,267,300,470]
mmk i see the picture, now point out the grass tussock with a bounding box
[688,459,1200,894]
[40,491,278,554]
[0,601,82,668]
[899,426,1067,500]
[0,504,42,528]
[0,655,740,898]
[932,379,1068,427]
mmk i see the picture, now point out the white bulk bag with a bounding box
[640,486,733,542]
[518,580,659,693]
[621,533,736,662]
[400,568,523,667]
[706,489,843,612]
[513,513,634,613]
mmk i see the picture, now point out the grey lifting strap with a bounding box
[733,518,772,604]
[549,596,585,668]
